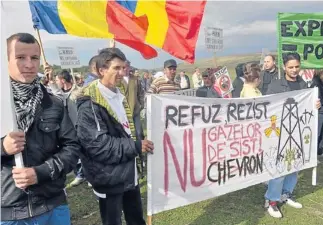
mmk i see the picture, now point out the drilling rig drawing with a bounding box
[276,98,304,166]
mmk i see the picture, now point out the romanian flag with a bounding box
[29,0,206,63]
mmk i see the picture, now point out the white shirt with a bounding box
[180,76,188,89]
[94,82,138,198]
[192,72,203,88]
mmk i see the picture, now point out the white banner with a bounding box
[1,5,16,138]
[57,47,80,69]
[205,27,223,51]
[147,89,318,215]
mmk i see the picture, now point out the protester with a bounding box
[134,69,140,77]
[310,69,323,156]
[75,74,84,87]
[264,52,321,218]
[51,70,79,125]
[141,70,152,93]
[39,73,53,94]
[117,60,145,141]
[40,73,49,86]
[148,59,181,94]
[192,67,203,88]
[99,50,146,177]
[1,32,79,224]
[175,70,191,90]
[196,70,221,98]
[240,63,262,97]
[117,59,146,177]
[76,48,154,225]
[259,54,279,95]
[43,68,85,187]
[232,64,245,98]
[83,55,100,86]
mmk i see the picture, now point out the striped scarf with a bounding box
[83,80,137,140]
[11,77,43,132]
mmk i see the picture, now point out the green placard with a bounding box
[277,13,323,69]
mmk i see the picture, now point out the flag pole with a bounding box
[213,52,217,67]
[70,68,76,84]
[147,215,152,225]
[110,38,116,48]
[34,28,47,66]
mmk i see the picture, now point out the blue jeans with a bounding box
[265,172,298,201]
[1,205,71,225]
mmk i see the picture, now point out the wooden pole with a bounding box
[147,215,152,225]
[312,167,317,186]
[34,28,47,66]
[70,68,76,84]
[213,52,217,67]
[110,38,116,48]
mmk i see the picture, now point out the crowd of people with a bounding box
[1,32,322,225]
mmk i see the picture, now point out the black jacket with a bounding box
[232,77,244,98]
[76,96,142,195]
[266,74,307,95]
[310,76,323,114]
[259,68,279,95]
[196,86,221,98]
[1,85,80,221]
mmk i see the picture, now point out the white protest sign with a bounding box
[213,66,233,97]
[57,47,80,69]
[1,5,24,167]
[0,8,14,138]
[147,88,318,215]
[205,27,223,51]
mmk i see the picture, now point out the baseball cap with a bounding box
[164,59,177,68]
[202,70,210,77]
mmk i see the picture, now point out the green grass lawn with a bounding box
[67,163,323,225]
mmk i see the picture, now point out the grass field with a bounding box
[67,163,323,225]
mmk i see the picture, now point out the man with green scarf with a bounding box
[76,48,154,225]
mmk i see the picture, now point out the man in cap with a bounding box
[148,59,181,94]
[196,70,221,98]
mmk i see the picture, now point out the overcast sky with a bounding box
[2,1,322,69]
